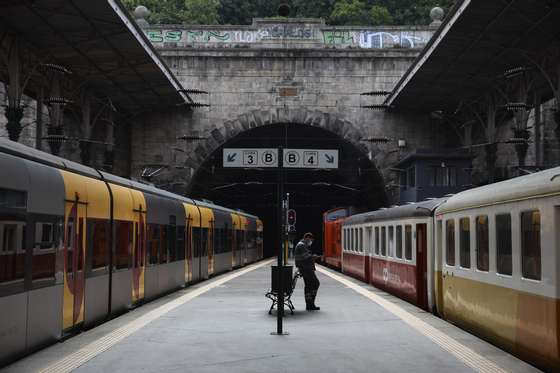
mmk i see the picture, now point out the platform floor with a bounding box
[5,259,540,373]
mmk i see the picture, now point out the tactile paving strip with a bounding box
[317,266,508,373]
[40,259,274,373]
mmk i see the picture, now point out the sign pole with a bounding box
[275,147,286,334]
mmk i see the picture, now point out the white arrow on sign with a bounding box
[223,148,278,168]
[283,149,338,169]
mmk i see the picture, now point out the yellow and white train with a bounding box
[342,167,560,371]
[0,139,263,366]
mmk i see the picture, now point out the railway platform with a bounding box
[4,259,540,373]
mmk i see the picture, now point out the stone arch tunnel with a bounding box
[188,123,387,257]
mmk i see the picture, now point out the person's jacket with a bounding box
[295,240,315,270]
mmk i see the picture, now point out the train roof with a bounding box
[0,139,259,218]
[344,198,447,225]
[0,138,100,178]
[437,166,560,214]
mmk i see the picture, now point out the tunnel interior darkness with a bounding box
[188,123,387,258]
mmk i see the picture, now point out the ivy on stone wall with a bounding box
[122,0,455,26]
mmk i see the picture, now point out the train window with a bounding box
[459,218,470,268]
[0,221,26,284]
[33,222,57,281]
[521,211,541,280]
[381,227,386,256]
[66,218,74,273]
[201,228,209,257]
[160,226,168,263]
[496,214,512,275]
[396,225,403,259]
[91,220,109,270]
[167,225,177,263]
[388,226,394,257]
[176,226,185,260]
[476,216,489,271]
[405,225,412,260]
[374,227,379,255]
[359,228,363,252]
[445,220,455,266]
[0,188,27,209]
[115,221,132,270]
[215,228,222,254]
[366,227,372,254]
[148,225,159,265]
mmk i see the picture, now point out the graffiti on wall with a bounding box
[323,30,428,48]
[147,25,315,44]
[146,27,429,49]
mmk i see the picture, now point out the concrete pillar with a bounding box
[534,93,541,168]
[104,112,115,172]
[35,87,43,150]
[486,97,497,183]
[464,121,472,147]
[79,91,92,165]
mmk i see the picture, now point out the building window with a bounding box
[407,167,415,188]
[396,225,403,259]
[446,220,455,266]
[428,166,457,187]
[496,214,512,275]
[459,217,470,268]
[404,225,412,260]
[476,216,489,271]
[521,211,541,280]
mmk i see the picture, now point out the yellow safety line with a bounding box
[40,259,274,373]
[316,266,508,373]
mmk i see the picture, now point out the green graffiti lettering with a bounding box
[205,31,230,42]
[187,31,204,42]
[323,31,353,45]
[147,30,163,43]
[165,31,182,42]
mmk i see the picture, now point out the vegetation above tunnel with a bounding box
[122,0,454,26]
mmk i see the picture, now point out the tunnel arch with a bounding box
[186,111,388,257]
[184,108,372,173]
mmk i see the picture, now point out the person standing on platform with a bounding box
[295,232,320,311]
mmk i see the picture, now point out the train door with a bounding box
[132,198,146,304]
[208,218,215,276]
[199,207,213,280]
[416,223,428,310]
[184,203,200,282]
[63,197,86,331]
[434,219,444,315]
[231,214,240,267]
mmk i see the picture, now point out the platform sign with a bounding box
[223,148,278,168]
[283,149,338,169]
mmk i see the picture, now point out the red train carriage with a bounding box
[342,199,445,311]
[322,207,354,269]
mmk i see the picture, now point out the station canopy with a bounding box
[386,0,560,112]
[0,0,189,115]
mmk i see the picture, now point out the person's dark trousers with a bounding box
[299,266,320,308]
